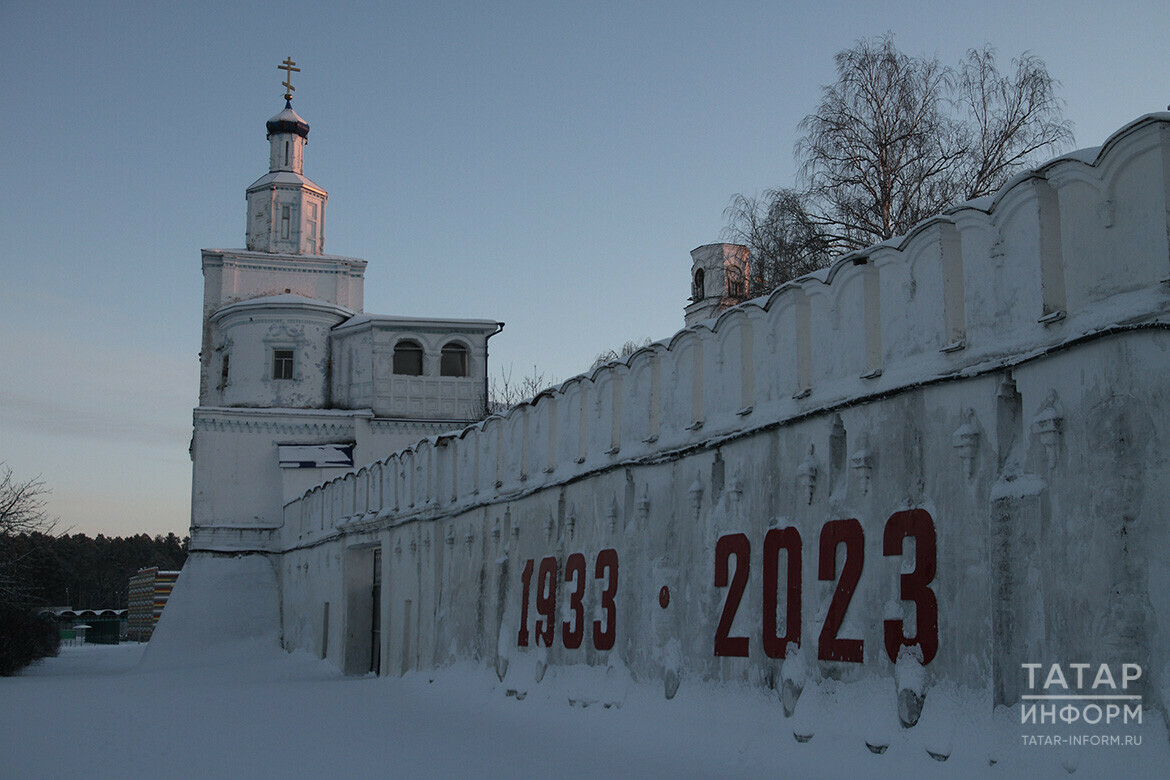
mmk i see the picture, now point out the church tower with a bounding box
[198,69,366,408]
[189,61,500,546]
[245,101,327,254]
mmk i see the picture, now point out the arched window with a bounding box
[440,342,469,377]
[393,340,423,376]
[725,266,745,299]
[692,268,705,301]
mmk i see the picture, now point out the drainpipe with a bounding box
[485,322,505,417]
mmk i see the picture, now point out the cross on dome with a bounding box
[279,57,300,101]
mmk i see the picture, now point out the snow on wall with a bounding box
[272,115,1170,718]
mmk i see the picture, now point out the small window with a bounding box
[392,340,423,376]
[273,349,295,380]
[692,268,705,301]
[281,205,291,239]
[220,353,230,389]
[725,266,745,298]
[440,343,469,377]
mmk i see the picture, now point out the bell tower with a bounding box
[199,59,366,406]
[245,58,327,255]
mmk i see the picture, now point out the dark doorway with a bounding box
[370,547,382,674]
[344,545,381,675]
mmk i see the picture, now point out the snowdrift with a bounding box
[140,552,282,670]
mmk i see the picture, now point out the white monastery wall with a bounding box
[190,408,472,547]
[190,114,1170,724]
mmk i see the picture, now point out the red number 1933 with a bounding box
[517,549,618,652]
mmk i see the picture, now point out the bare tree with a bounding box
[722,189,831,291]
[487,364,559,414]
[724,34,1073,297]
[0,466,53,539]
[0,465,59,673]
[797,34,961,251]
[592,338,652,369]
[0,465,55,610]
[952,45,1074,200]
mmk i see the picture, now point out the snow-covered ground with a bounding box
[1,643,1165,779]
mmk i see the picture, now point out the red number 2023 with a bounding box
[713,511,937,664]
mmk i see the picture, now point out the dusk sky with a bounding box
[2,0,1167,538]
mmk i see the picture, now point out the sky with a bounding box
[2,0,1167,538]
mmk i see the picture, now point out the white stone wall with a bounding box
[190,407,489,541]
[199,250,366,403]
[274,114,1170,716]
[191,408,359,533]
[211,296,352,409]
[245,179,328,255]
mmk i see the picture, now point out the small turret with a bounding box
[684,243,751,326]
[265,102,309,175]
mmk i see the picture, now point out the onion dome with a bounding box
[266,101,310,139]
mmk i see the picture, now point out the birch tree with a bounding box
[725,35,1073,295]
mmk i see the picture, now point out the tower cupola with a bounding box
[245,58,327,255]
[266,102,310,174]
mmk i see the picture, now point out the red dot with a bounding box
[659,586,670,608]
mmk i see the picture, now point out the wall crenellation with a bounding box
[284,114,1170,546]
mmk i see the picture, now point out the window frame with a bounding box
[439,342,470,378]
[725,265,744,298]
[392,340,424,376]
[272,348,296,380]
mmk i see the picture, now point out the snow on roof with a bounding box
[195,406,373,419]
[266,103,309,138]
[245,170,325,193]
[200,248,367,266]
[210,294,355,323]
[333,313,504,334]
[267,105,306,125]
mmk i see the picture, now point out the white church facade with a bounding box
[189,96,502,553]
